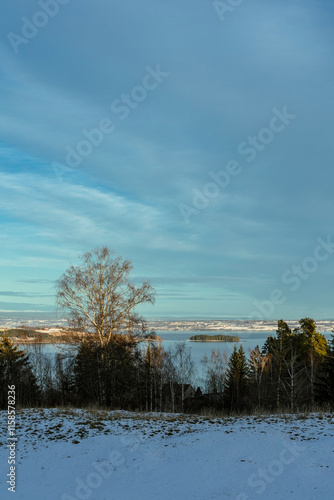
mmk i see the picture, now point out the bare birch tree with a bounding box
[201,348,228,394]
[56,247,156,346]
[169,342,195,410]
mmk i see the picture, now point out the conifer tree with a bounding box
[316,334,334,407]
[267,320,292,408]
[74,334,141,408]
[224,345,250,412]
[0,333,39,408]
[296,318,328,406]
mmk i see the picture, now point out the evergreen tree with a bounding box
[260,319,327,410]
[224,345,250,412]
[316,334,334,407]
[266,322,308,411]
[0,333,39,408]
[74,334,141,408]
[296,318,328,406]
[297,318,328,358]
[269,320,293,408]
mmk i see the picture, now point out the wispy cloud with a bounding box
[0,169,197,253]
[0,291,54,298]
[16,279,55,284]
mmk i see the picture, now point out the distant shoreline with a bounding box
[1,318,334,333]
[0,328,163,346]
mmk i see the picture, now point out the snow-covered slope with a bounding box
[1,409,333,499]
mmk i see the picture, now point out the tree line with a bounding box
[0,331,194,411]
[1,317,334,414]
[201,317,334,413]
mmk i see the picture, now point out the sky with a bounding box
[0,0,334,320]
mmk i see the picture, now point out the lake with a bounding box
[157,330,279,386]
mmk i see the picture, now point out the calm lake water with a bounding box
[159,330,270,364]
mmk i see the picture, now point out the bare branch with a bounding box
[55,247,156,346]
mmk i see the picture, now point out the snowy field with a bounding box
[1,409,334,500]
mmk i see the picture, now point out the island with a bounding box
[142,333,163,341]
[0,327,69,344]
[189,334,240,342]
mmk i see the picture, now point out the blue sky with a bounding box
[1,0,334,319]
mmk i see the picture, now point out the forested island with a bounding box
[189,334,240,342]
[0,327,69,343]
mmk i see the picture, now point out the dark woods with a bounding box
[221,317,334,413]
[1,317,334,414]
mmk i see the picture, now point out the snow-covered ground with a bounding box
[1,409,333,499]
